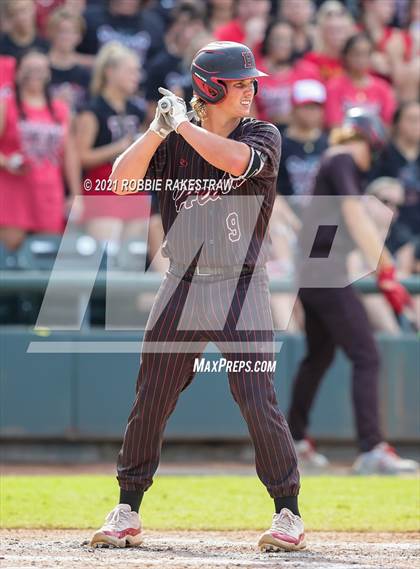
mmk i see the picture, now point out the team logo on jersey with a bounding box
[179,158,188,167]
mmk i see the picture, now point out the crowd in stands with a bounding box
[0,0,419,330]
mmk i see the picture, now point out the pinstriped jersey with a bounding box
[146,117,281,267]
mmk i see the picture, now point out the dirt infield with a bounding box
[1,530,419,569]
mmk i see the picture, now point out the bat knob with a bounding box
[158,97,171,113]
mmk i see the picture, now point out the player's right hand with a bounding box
[377,265,413,315]
[149,104,174,139]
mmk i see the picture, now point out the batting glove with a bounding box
[149,105,173,139]
[158,87,190,132]
[377,265,413,315]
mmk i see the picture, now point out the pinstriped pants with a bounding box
[117,268,300,498]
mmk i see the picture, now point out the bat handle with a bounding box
[158,97,171,113]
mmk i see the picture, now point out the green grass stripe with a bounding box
[1,475,419,531]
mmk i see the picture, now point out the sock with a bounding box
[119,489,144,513]
[274,496,300,517]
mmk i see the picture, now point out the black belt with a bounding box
[169,261,258,279]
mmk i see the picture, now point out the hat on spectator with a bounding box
[292,79,326,106]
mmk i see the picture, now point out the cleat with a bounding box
[258,508,306,552]
[352,442,419,475]
[294,438,329,470]
[90,504,143,548]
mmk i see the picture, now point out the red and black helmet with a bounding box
[191,41,267,104]
[343,107,388,153]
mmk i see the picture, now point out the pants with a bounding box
[117,268,300,498]
[288,286,382,452]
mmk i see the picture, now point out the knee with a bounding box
[0,232,26,251]
[304,345,336,372]
[232,381,276,418]
[352,342,380,372]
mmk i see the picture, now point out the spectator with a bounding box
[77,0,165,70]
[0,49,80,251]
[277,79,328,206]
[304,0,354,82]
[144,2,206,121]
[35,0,86,38]
[213,0,271,55]
[392,0,420,101]
[47,7,91,113]
[373,102,420,242]
[206,0,234,32]
[0,56,16,99]
[254,20,320,128]
[361,0,411,82]
[279,0,315,58]
[0,0,49,58]
[325,33,396,128]
[75,42,149,243]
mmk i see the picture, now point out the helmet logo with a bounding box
[242,50,253,69]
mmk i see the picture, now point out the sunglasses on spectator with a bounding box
[375,196,401,208]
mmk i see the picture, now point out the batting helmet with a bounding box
[343,107,388,152]
[191,41,267,104]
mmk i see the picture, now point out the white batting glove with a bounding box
[149,105,173,139]
[158,87,190,132]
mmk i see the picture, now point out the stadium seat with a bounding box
[116,238,148,271]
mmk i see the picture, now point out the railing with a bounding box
[0,270,419,294]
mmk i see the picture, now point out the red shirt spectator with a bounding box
[303,0,354,82]
[254,20,320,127]
[302,51,343,82]
[361,0,409,81]
[325,33,396,128]
[214,0,271,56]
[326,74,395,127]
[255,60,320,125]
[0,56,16,99]
[0,51,80,251]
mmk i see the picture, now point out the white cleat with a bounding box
[294,438,329,469]
[258,508,306,552]
[90,503,143,548]
[352,442,419,475]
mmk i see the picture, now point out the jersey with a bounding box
[325,74,396,128]
[145,118,282,268]
[277,132,328,204]
[298,151,364,283]
[80,95,149,222]
[0,94,69,232]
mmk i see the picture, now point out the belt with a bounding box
[169,261,258,279]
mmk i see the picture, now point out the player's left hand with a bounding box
[158,87,190,133]
[149,105,174,139]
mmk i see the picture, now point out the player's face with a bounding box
[222,79,255,117]
[51,20,82,52]
[397,102,420,145]
[345,38,372,74]
[108,56,141,96]
[293,103,324,129]
[16,52,50,91]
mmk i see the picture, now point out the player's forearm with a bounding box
[110,130,162,189]
[81,141,127,169]
[342,199,393,272]
[177,121,251,177]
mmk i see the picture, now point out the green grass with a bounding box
[1,475,419,532]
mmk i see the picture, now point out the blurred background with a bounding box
[0,0,419,471]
